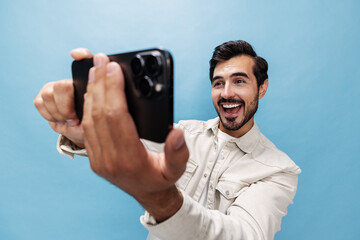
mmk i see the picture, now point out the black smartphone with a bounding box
[72,48,173,143]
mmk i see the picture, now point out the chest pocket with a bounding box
[215,180,249,213]
[176,158,198,191]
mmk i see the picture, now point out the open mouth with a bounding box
[221,103,243,118]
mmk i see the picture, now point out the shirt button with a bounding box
[210,185,214,190]
[220,155,224,160]
[204,173,207,178]
[225,190,230,196]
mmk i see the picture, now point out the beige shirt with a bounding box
[58,118,301,240]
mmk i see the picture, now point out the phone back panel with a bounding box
[72,48,173,143]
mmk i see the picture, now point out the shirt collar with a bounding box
[206,117,261,154]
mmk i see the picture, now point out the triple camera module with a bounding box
[130,54,163,98]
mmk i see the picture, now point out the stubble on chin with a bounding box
[219,116,243,131]
[217,94,259,132]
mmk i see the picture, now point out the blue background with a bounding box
[1,0,359,239]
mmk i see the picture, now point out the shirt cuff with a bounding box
[57,135,87,159]
[140,189,201,239]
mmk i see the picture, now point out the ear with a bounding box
[258,79,269,99]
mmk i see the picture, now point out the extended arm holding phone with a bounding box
[81,53,189,222]
[34,49,189,223]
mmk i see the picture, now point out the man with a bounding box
[34,40,301,240]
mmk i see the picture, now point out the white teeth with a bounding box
[223,104,240,108]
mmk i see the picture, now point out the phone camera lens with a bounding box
[145,55,162,76]
[131,56,144,76]
[138,76,154,98]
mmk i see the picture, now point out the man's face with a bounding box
[211,55,268,137]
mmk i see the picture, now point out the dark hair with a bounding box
[209,40,268,87]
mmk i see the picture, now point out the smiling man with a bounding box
[34,40,301,240]
[210,42,269,138]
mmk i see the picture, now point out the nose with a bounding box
[221,83,235,99]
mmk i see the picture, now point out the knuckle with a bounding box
[91,106,103,120]
[41,87,54,101]
[33,97,43,109]
[81,117,92,130]
[54,80,73,93]
[60,105,76,119]
[104,106,120,121]
[42,81,55,89]
[61,108,73,118]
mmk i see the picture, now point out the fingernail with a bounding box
[88,67,95,82]
[106,62,117,75]
[66,119,79,127]
[94,54,104,67]
[173,133,185,150]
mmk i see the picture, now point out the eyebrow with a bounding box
[212,72,250,82]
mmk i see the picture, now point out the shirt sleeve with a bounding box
[56,135,88,159]
[141,168,300,240]
[56,135,163,159]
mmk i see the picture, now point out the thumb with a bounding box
[163,129,189,182]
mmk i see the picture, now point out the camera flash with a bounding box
[155,83,163,92]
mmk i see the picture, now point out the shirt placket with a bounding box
[192,150,217,202]
[206,144,231,209]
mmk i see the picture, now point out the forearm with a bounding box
[137,186,183,223]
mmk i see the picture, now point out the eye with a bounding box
[235,79,244,84]
[212,81,223,87]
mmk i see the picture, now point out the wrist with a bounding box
[137,186,183,223]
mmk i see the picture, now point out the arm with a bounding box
[35,51,188,222]
[80,53,190,222]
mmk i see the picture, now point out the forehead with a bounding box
[213,55,255,78]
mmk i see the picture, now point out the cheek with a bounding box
[239,88,258,104]
[211,90,219,104]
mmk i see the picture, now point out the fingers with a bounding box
[92,54,109,114]
[89,55,117,171]
[70,48,93,61]
[34,47,93,124]
[34,80,78,124]
[53,79,79,124]
[162,129,189,182]
[104,61,139,147]
[82,68,102,172]
[82,54,115,173]
[79,53,187,198]
[82,53,144,176]
[34,82,57,121]
[104,62,128,113]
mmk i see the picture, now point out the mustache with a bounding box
[218,98,244,105]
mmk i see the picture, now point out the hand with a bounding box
[82,53,189,222]
[34,48,93,148]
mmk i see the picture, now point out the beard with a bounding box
[216,92,259,131]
